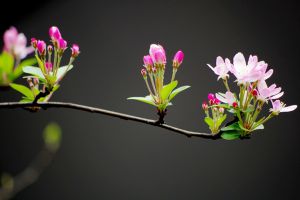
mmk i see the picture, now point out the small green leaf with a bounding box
[13,58,37,79]
[43,122,62,151]
[0,52,14,73]
[216,114,227,128]
[169,85,190,101]
[204,117,214,127]
[221,130,241,140]
[10,83,34,99]
[56,65,74,82]
[127,95,157,107]
[221,122,241,131]
[23,66,45,79]
[160,81,178,101]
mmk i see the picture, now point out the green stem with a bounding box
[171,68,177,82]
[222,77,231,92]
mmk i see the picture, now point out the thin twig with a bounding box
[0,102,216,139]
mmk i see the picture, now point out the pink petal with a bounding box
[216,56,224,66]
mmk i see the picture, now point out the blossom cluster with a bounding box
[0,27,35,86]
[128,44,190,115]
[204,52,297,139]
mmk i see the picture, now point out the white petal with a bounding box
[216,93,227,103]
[270,92,284,100]
[281,105,297,112]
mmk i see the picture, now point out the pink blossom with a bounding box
[227,52,273,84]
[270,100,297,114]
[257,80,284,102]
[149,44,166,65]
[49,26,62,41]
[71,44,80,57]
[208,93,215,100]
[173,50,184,66]
[37,40,46,55]
[216,91,236,105]
[45,62,53,72]
[207,56,230,80]
[143,55,153,66]
[57,38,67,50]
[3,27,33,59]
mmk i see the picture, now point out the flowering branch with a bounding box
[0,101,215,139]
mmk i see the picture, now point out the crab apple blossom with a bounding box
[270,100,297,115]
[149,44,166,66]
[207,56,230,80]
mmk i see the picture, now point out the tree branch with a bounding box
[0,101,217,139]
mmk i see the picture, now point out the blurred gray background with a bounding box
[0,0,299,199]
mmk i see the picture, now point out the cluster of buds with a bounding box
[202,93,227,135]
[31,26,80,89]
[140,44,184,107]
[205,52,297,138]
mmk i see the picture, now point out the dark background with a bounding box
[1,0,299,199]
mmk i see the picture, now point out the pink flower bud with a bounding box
[49,26,62,41]
[57,38,67,50]
[149,44,166,65]
[202,101,208,110]
[219,107,224,113]
[71,44,80,57]
[37,40,46,55]
[143,55,153,68]
[214,98,220,104]
[31,38,37,48]
[45,62,53,72]
[152,67,157,73]
[232,102,238,108]
[141,68,147,77]
[173,50,184,68]
[208,93,215,100]
[47,45,53,53]
[251,89,258,97]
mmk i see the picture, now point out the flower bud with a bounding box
[208,93,215,100]
[202,101,208,110]
[31,38,37,48]
[213,107,218,112]
[232,102,238,108]
[219,107,224,113]
[152,67,157,74]
[141,68,147,78]
[149,44,166,66]
[143,55,153,71]
[45,62,53,72]
[173,50,184,68]
[49,26,62,41]
[251,89,258,97]
[71,44,80,57]
[47,45,53,53]
[213,98,220,105]
[33,77,39,85]
[57,38,67,50]
[37,40,46,55]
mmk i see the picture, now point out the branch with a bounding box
[0,102,217,139]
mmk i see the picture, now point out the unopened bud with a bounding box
[47,45,53,53]
[31,38,37,48]
[202,101,208,110]
[219,107,224,113]
[141,68,147,78]
[232,102,238,108]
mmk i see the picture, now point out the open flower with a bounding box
[216,91,235,105]
[270,100,297,114]
[3,27,33,59]
[227,52,273,84]
[257,80,283,102]
[207,56,230,80]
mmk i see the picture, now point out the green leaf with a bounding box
[0,52,14,73]
[204,117,214,127]
[160,81,178,101]
[221,122,241,131]
[43,122,62,151]
[23,66,45,79]
[127,95,157,107]
[221,130,241,140]
[10,83,34,99]
[169,85,190,101]
[56,65,74,82]
[216,114,227,128]
[13,58,37,79]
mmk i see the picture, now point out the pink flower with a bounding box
[207,56,230,80]
[227,52,273,84]
[270,100,297,114]
[45,62,53,72]
[49,26,62,41]
[57,38,67,50]
[71,44,80,57]
[3,27,33,59]
[37,40,46,55]
[149,44,166,65]
[216,91,236,105]
[173,50,184,67]
[257,80,284,102]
